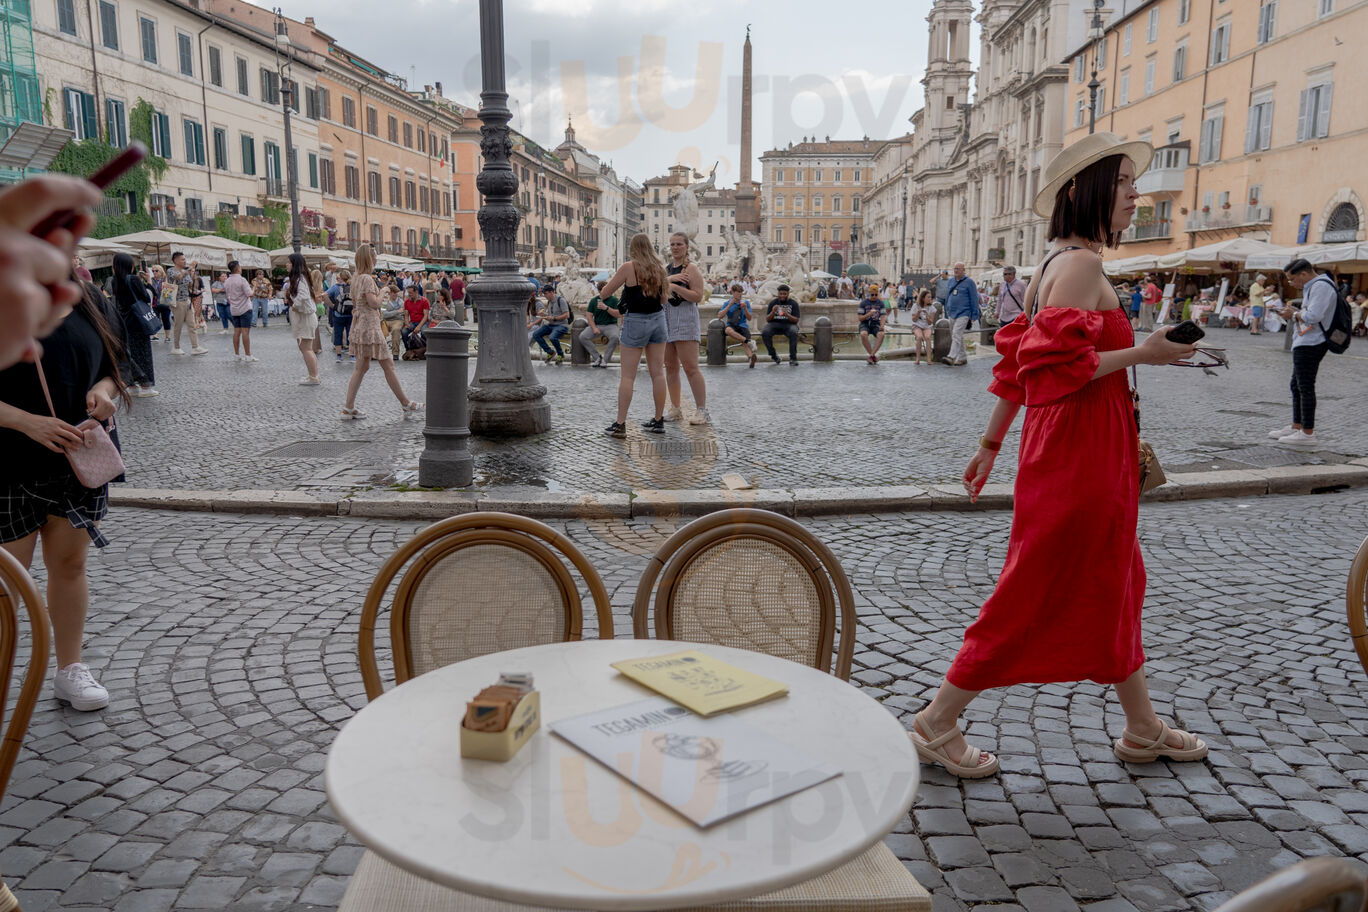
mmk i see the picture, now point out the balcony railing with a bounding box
[260,176,286,200]
[1121,221,1173,242]
[1184,205,1273,233]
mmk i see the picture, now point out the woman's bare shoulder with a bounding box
[1039,249,1105,311]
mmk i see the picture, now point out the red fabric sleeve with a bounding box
[987,314,1028,406]
[1014,308,1105,406]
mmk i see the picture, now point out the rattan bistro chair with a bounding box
[1349,536,1368,678]
[357,512,613,700]
[0,548,53,912]
[1213,857,1367,912]
[632,509,856,680]
[628,510,929,912]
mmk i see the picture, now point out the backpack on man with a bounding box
[1312,274,1353,354]
[335,283,353,316]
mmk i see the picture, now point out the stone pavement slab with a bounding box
[110,324,1368,497]
[1,490,1367,909]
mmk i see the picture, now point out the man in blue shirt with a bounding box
[943,262,981,366]
[1273,258,1339,447]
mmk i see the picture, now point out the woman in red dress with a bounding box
[909,134,1209,778]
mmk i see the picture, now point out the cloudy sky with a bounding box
[270,0,966,187]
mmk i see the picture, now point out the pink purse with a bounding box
[35,363,125,488]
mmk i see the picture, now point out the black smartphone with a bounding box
[1168,319,1205,345]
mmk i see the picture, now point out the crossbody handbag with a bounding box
[126,277,163,335]
[1026,247,1164,496]
[34,363,125,489]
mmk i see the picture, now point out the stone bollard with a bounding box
[813,316,833,362]
[706,318,727,365]
[932,318,952,362]
[569,317,592,364]
[418,320,474,487]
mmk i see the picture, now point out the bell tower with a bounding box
[923,0,974,136]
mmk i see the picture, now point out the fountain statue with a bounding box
[670,165,716,263]
[557,245,596,310]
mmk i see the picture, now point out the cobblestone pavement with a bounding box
[113,323,1368,494]
[2,490,1367,910]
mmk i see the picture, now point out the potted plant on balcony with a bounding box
[1201,205,1211,213]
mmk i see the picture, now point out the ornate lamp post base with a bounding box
[467,0,550,438]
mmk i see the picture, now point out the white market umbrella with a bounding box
[172,233,269,270]
[77,237,135,270]
[810,269,837,280]
[1308,242,1368,273]
[1104,254,1159,276]
[269,245,337,267]
[1244,244,1332,272]
[105,228,200,265]
[375,253,423,271]
[1155,238,1278,271]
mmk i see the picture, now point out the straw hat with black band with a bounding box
[1032,131,1155,219]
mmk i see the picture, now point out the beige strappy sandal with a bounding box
[908,710,1001,779]
[1113,720,1209,763]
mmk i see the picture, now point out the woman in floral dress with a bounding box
[341,244,422,420]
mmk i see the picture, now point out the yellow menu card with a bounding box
[610,650,788,716]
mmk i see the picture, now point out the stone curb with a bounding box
[109,463,1368,520]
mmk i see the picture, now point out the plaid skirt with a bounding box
[0,476,109,548]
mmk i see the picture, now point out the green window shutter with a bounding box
[308,153,318,189]
[159,114,172,160]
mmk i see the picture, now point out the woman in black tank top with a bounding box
[597,233,670,437]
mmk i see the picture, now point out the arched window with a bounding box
[813,194,823,213]
[832,195,843,213]
[793,194,804,212]
[794,225,803,244]
[775,195,785,213]
[812,224,824,244]
[1325,202,1360,242]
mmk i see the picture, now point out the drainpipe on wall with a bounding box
[1187,0,1218,251]
[83,0,103,138]
[196,18,215,195]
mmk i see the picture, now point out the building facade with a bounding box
[872,0,1084,277]
[1065,0,1368,258]
[696,189,736,275]
[759,138,875,275]
[282,13,466,263]
[510,130,597,271]
[35,0,325,234]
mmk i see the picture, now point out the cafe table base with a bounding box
[339,843,932,911]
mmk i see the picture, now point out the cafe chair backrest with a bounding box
[357,513,613,700]
[1212,857,1367,912]
[0,548,51,801]
[1348,535,1368,679]
[632,509,855,680]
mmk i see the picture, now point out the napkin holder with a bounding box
[460,690,540,762]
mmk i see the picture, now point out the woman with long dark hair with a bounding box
[909,134,1202,778]
[597,233,670,437]
[284,253,321,385]
[112,252,158,396]
[0,281,131,710]
[341,244,422,419]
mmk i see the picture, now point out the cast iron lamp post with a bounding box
[466,0,550,436]
[273,9,301,253]
[1087,0,1104,136]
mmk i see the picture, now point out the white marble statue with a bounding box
[709,227,743,284]
[671,165,717,242]
[557,244,597,310]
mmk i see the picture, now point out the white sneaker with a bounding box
[298,377,321,386]
[689,407,711,425]
[1277,430,1318,447]
[132,387,159,398]
[219,328,229,335]
[170,348,185,355]
[244,355,259,362]
[53,662,108,711]
[190,347,208,355]
[1268,424,1297,439]
[663,406,683,422]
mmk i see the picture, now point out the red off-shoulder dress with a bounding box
[946,306,1145,690]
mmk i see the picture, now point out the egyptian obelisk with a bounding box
[734,26,760,246]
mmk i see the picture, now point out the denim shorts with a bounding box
[230,312,254,328]
[619,311,667,348]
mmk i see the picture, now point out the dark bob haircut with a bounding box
[1284,257,1314,275]
[1046,153,1125,249]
